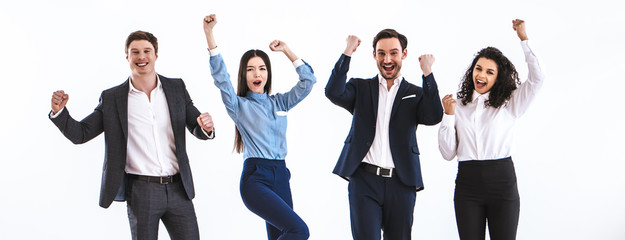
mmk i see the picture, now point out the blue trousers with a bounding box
[454,157,520,240]
[240,158,309,240]
[348,165,417,240]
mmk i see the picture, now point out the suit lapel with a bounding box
[370,76,379,120]
[390,78,409,120]
[116,79,130,140]
[159,75,181,141]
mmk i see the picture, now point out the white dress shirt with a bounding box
[126,76,179,176]
[362,75,402,168]
[438,40,544,161]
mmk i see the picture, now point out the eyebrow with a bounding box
[129,47,153,51]
[377,48,400,52]
[247,65,266,68]
[476,64,496,71]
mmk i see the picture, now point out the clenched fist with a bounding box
[196,112,214,133]
[442,94,457,115]
[512,19,528,41]
[344,35,361,56]
[51,90,69,114]
[418,54,435,77]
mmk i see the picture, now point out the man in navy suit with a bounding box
[49,31,214,240]
[325,29,443,239]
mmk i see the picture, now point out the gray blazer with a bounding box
[50,75,211,208]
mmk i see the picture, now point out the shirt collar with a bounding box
[246,91,268,100]
[129,75,162,94]
[472,90,490,101]
[377,74,402,87]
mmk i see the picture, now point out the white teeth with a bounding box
[477,80,486,84]
[137,63,147,67]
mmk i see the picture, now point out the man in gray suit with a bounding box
[49,30,214,240]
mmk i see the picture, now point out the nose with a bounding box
[384,55,391,63]
[476,71,485,79]
[137,52,146,60]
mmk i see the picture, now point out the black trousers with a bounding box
[454,157,520,240]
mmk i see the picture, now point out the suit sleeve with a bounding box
[49,95,105,144]
[182,80,212,140]
[416,73,444,125]
[325,54,357,113]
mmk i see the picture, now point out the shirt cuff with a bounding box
[208,47,220,57]
[202,128,215,139]
[292,59,304,68]
[441,113,455,127]
[50,108,64,118]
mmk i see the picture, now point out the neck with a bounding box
[386,79,395,91]
[130,72,158,93]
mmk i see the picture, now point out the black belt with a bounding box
[360,163,394,178]
[128,173,180,184]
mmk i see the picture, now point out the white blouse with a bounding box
[438,40,544,161]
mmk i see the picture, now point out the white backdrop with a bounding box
[1,0,624,239]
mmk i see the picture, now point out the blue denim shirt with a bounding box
[210,53,316,160]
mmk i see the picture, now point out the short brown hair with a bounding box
[125,30,158,54]
[372,29,407,51]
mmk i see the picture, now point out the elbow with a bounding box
[422,115,443,126]
[442,154,455,161]
[438,146,456,161]
[324,87,335,100]
[69,136,86,145]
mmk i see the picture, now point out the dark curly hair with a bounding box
[457,47,520,108]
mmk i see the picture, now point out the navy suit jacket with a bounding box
[50,75,211,208]
[325,54,443,191]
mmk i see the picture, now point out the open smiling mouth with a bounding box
[383,65,395,73]
[476,79,487,88]
[136,63,148,67]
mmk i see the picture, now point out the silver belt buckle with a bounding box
[160,176,171,184]
[378,167,393,178]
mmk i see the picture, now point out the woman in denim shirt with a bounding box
[203,14,316,240]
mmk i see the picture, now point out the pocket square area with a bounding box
[402,94,416,100]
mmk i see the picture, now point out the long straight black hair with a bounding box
[234,49,272,153]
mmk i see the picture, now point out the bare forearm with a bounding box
[205,31,217,50]
[283,47,298,62]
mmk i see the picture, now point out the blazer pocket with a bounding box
[402,94,416,100]
[412,145,420,155]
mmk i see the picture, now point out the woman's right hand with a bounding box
[203,14,217,33]
[203,14,218,50]
[442,94,456,115]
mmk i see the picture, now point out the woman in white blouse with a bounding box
[438,19,543,240]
